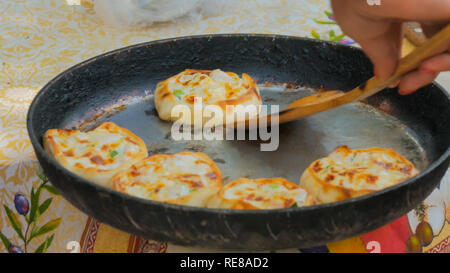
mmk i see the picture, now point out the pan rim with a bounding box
[27,33,450,215]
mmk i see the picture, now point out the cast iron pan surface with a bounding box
[27,34,450,250]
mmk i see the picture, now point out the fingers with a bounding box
[388,80,400,88]
[358,23,404,81]
[397,70,439,95]
[330,0,450,92]
[421,53,450,73]
[331,0,403,81]
[354,0,450,22]
[397,53,450,95]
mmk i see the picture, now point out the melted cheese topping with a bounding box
[310,146,418,191]
[167,69,255,105]
[114,152,221,202]
[47,123,143,171]
[222,178,313,209]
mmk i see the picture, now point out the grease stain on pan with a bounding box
[71,92,153,131]
[212,158,226,164]
[144,108,158,117]
[147,145,170,155]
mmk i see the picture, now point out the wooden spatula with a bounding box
[239,24,450,129]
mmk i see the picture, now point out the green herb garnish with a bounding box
[313,19,337,25]
[311,29,321,40]
[173,89,184,99]
[290,202,298,208]
[110,150,119,158]
[323,10,333,17]
[269,184,279,190]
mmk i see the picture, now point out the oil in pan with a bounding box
[82,83,428,185]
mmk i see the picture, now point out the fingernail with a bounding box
[419,68,436,74]
[389,80,400,88]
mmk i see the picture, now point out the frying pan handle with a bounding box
[391,24,450,80]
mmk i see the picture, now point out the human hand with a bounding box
[331,0,450,95]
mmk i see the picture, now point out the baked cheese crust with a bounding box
[43,122,148,188]
[207,177,315,209]
[113,152,222,207]
[299,146,419,203]
[154,69,262,125]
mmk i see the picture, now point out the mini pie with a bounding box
[43,122,148,188]
[207,177,316,209]
[113,152,222,207]
[154,69,262,125]
[299,146,419,203]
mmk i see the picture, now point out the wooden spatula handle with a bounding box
[352,23,450,100]
[391,24,450,80]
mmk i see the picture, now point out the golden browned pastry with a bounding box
[43,122,148,188]
[299,146,419,203]
[113,152,222,207]
[207,177,315,209]
[154,69,261,125]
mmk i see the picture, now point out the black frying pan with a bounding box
[27,34,450,250]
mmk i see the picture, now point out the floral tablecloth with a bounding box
[0,0,449,253]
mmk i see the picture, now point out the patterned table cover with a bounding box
[0,0,449,253]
